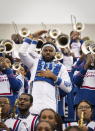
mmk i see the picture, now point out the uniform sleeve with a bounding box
[55,65,72,93]
[19,38,39,69]
[73,67,87,87]
[3,68,22,91]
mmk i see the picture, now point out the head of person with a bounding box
[76,100,93,122]
[70,31,80,40]
[18,93,33,112]
[0,97,11,117]
[85,53,95,67]
[35,121,54,131]
[11,33,23,44]
[41,42,57,62]
[64,126,83,131]
[0,56,12,71]
[39,108,63,131]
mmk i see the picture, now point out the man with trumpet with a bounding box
[19,30,72,114]
[70,31,84,59]
[0,56,22,107]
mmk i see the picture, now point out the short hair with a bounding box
[20,93,33,104]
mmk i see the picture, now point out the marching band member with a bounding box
[73,53,95,106]
[63,100,95,131]
[0,97,27,131]
[16,65,30,96]
[70,31,84,59]
[19,31,72,114]
[17,93,39,131]
[0,56,22,107]
[39,108,63,131]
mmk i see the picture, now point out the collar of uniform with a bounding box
[17,112,30,119]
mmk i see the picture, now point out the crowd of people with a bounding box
[0,28,95,131]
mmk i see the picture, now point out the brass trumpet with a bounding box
[56,34,70,48]
[19,27,31,38]
[89,42,95,55]
[0,39,15,53]
[12,62,21,71]
[48,29,61,39]
[73,22,85,32]
[81,40,95,55]
[78,112,84,127]
[55,52,63,61]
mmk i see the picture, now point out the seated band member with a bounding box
[63,100,95,131]
[0,96,27,131]
[39,108,63,131]
[17,93,39,131]
[19,32,72,114]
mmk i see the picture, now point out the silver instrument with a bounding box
[71,15,85,32]
[73,22,85,32]
[12,62,21,71]
[89,42,95,54]
[81,40,95,54]
[19,27,31,38]
[55,52,63,61]
[48,29,61,39]
[56,34,70,48]
[0,39,15,53]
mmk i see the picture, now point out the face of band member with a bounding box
[77,101,92,121]
[42,46,56,62]
[70,31,80,40]
[5,58,12,68]
[0,97,10,115]
[18,94,32,111]
[86,53,95,67]
[40,110,57,128]
[36,121,53,131]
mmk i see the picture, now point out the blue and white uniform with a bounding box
[17,113,38,131]
[73,60,95,105]
[19,38,72,114]
[0,68,22,106]
[4,118,28,131]
[70,40,83,58]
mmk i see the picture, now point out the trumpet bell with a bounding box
[19,27,30,38]
[0,44,6,53]
[55,52,63,61]
[56,34,69,48]
[12,62,21,71]
[1,39,14,53]
[36,38,44,52]
[81,40,94,55]
[89,42,95,54]
[49,29,61,39]
[73,22,85,32]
